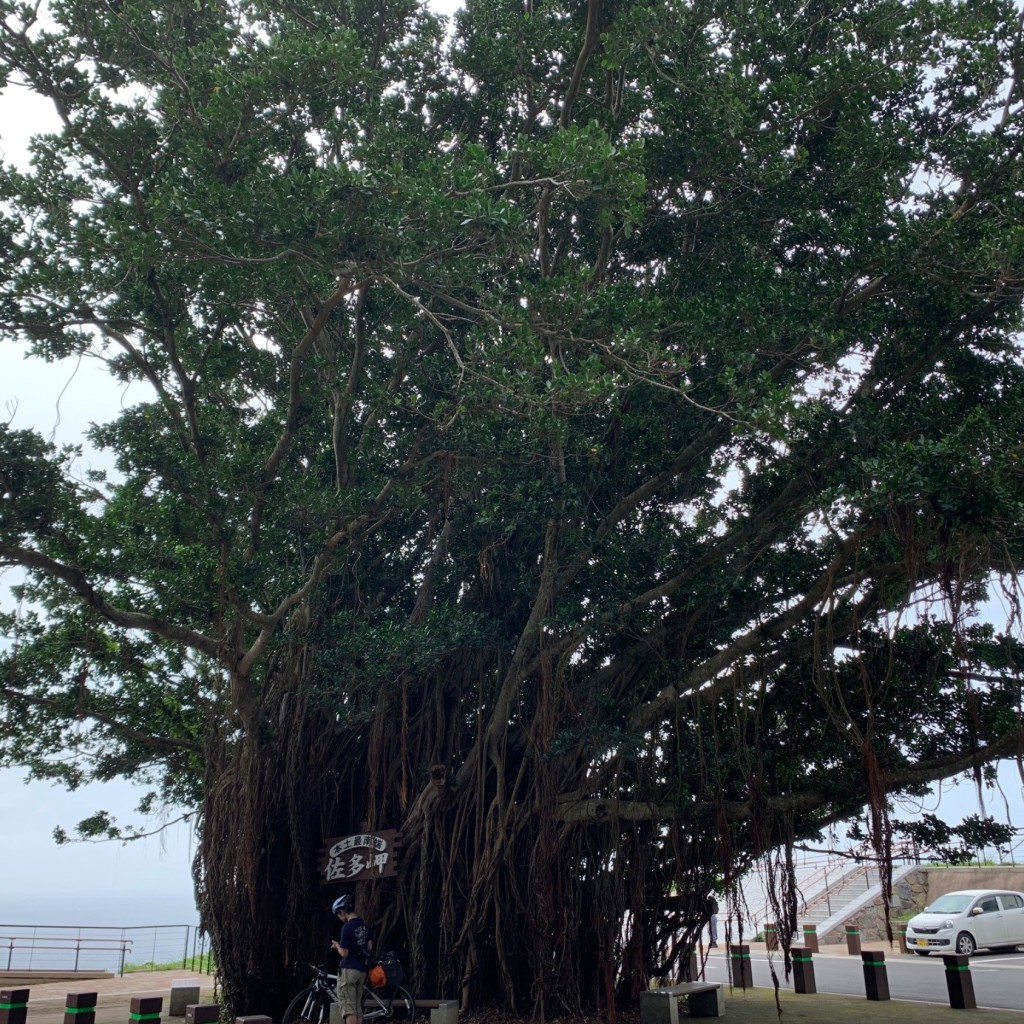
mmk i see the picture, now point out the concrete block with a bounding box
[429,1002,458,1024]
[687,987,724,1018]
[638,990,679,1024]
[170,984,201,1017]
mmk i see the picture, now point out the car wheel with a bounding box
[914,950,930,957]
[956,932,976,957]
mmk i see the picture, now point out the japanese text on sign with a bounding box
[324,850,390,880]
[328,834,388,857]
[319,829,400,883]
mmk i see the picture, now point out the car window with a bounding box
[999,894,1024,910]
[975,897,1000,914]
[925,894,973,913]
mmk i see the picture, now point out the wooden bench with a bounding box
[413,999,458,1024]
[639,982,724,1021]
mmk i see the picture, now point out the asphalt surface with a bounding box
[697,944,1024,1012]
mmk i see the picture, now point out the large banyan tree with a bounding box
[3,0,1024,1016]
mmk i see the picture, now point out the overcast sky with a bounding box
[0,346,197,924]
[1,0,1022,932]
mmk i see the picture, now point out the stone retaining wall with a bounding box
[823,866,1024,944]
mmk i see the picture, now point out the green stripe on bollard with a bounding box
[945,965,970,971]
[129,1014,162,1020]
[793,957,813,963]
[0,1004,28,1010]
[863,961,885,966]
[65,1007,95,1013]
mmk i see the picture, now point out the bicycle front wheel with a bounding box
[386,985,415,1022]
[282,986,332,1024]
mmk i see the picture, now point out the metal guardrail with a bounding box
[744,852,848,935]
[0,924,213,976]
[2,935,133,974]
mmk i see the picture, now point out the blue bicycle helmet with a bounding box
[332,894,354,914]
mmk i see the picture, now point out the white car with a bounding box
[906,888,1024,956]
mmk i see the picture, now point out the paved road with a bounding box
[698,948,1024,1012]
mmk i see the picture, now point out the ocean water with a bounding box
[1,892,200,930]
[0,893,204,974]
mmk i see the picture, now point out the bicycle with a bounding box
[283,961,416,1024]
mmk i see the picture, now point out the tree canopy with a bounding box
[2,0,1024,1017]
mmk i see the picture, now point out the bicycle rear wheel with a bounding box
[386,985,415,1022]
[282,986,332,1024]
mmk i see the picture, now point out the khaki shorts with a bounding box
[337,969,366,1018]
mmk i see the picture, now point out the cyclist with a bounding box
[330,895,374,1024]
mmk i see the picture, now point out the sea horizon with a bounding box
[1,892,200,931]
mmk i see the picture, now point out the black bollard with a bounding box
[942,954,977,1010]
[792,947,816,995]
[683,949,701,982]
[729,944,753,988]
[65,993,98,1024]
[861,950,890,1001]
[185,1008,220,1024]
[801,924,819,953]
[0,990,29,1024]
[845,925,862,955]
[763,924,778,950]
[130,997,163,1024]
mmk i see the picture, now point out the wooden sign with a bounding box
[319,830,401,883]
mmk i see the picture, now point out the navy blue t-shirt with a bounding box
[338,916,373,972]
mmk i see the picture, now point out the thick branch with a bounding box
[553,730,1024,824]
[0,545,221,659]
[249,275,358,550]
[2,684,202,756]
[629,525,885,733]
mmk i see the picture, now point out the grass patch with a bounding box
[722,986,1014,1024]
[124,955,214,973]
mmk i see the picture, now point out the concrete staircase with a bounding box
[798,863,881,934]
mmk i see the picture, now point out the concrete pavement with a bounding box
[7,969,216,1024]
